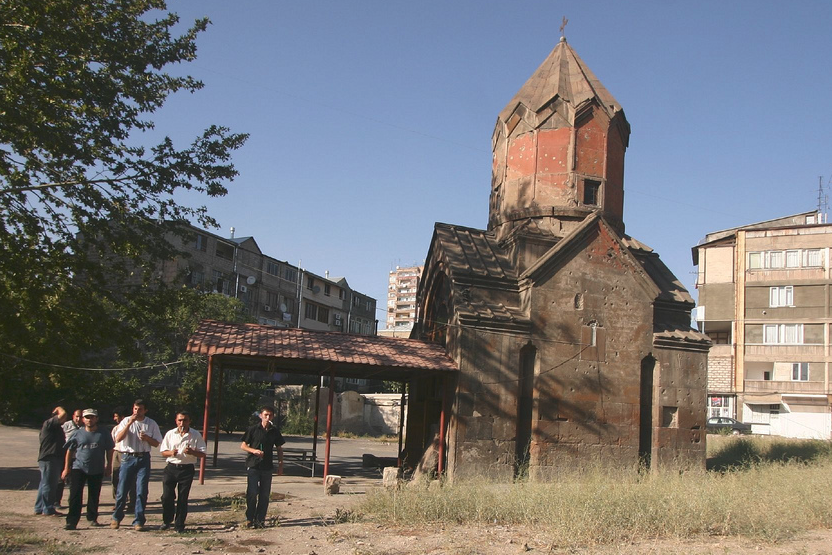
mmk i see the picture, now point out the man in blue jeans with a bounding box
[240,406,284,528]
[111,399,162,531]
[34,406,68,516]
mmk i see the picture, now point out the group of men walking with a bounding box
[36,399,208,532]
[36,401,285,532]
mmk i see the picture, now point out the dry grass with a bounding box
[358,438,832,548]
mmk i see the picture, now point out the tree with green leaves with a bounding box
[0,1,248,421]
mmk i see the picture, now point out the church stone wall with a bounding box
[447,327,526,480]
[651,347,708,470]
[526,228,655,477]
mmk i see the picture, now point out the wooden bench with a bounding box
[282,447,317,477]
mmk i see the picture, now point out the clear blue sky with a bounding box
[155,1,832,327]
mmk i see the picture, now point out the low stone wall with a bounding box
[307,388,407,436]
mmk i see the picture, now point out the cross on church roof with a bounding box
[559,16,568,40]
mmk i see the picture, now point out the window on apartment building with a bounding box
[350,319,362,334]
[189,269,205,287]
[339,289,345,300]
[749,404,772,424]
[769,285,794,307]
[791,362,809,381]
[266,291,279,308]
[216,243,233,260]
[324,283,331,296]
[365,300,372,312]
[708,331,731,344]
[213,270,230,295]
[804,249,822,267]
[304,302,329,324]
[353,295,360,307]
[749,249,824,270]
[266,261,280,276]
[307,276,315,290]
[763,323,803,345]
[195,233,208,252]
[318,306,330,324]
[283,267,297,283]
[279,294,295,315]
[707,395,732,418]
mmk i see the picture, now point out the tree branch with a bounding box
[1,174,146,195]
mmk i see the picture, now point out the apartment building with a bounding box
[169,225,377,335]
[386,265,422,330]
[693,211,832,439]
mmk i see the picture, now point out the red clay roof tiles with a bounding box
[187,320,457,374]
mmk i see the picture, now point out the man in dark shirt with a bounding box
[34,406,68,516]
[240,405,284,528]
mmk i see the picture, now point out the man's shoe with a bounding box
[133,524,145,532]
[109,520,120,529]
[89,520,104,527]
[253,520,265,529]
[64,524,76,530]
[175,526,185,533]
[160,523,171,531]
[244,520,254,529]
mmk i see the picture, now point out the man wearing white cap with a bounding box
[62,409,114,530]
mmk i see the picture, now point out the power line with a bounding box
[0,353,193,372]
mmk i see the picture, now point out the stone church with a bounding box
[404,37,710,479]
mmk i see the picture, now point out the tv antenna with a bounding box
[817,176,829,223]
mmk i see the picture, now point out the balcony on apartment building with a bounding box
[744,379,829,395]
[744,344,825,357]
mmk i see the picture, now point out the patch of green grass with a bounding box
[0,524,41,554]
[196,538,226,551]
[708,436,832,471]
[205,493,245,512]
[0,523,93,555]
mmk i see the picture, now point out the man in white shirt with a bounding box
[110,398,162,531]
[159,411,206,533]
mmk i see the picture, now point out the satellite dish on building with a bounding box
[279,303,287,313]
[246,275,256,285]
[313,285,321,294]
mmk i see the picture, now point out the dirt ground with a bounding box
[3,424,832,555]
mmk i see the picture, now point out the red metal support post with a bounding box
[312,379,321,462]
[199,353,214,485]
[397,382,406,466]
[323,366,335,479]
[212,361,225,467]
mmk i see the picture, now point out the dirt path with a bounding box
[3,424,832,554]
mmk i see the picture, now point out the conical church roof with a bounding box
[497,37,623,125]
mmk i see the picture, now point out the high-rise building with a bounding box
[386,265,423,330]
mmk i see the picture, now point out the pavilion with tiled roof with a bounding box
[186,319,457,481]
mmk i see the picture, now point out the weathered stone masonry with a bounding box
[405,37,710,480]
